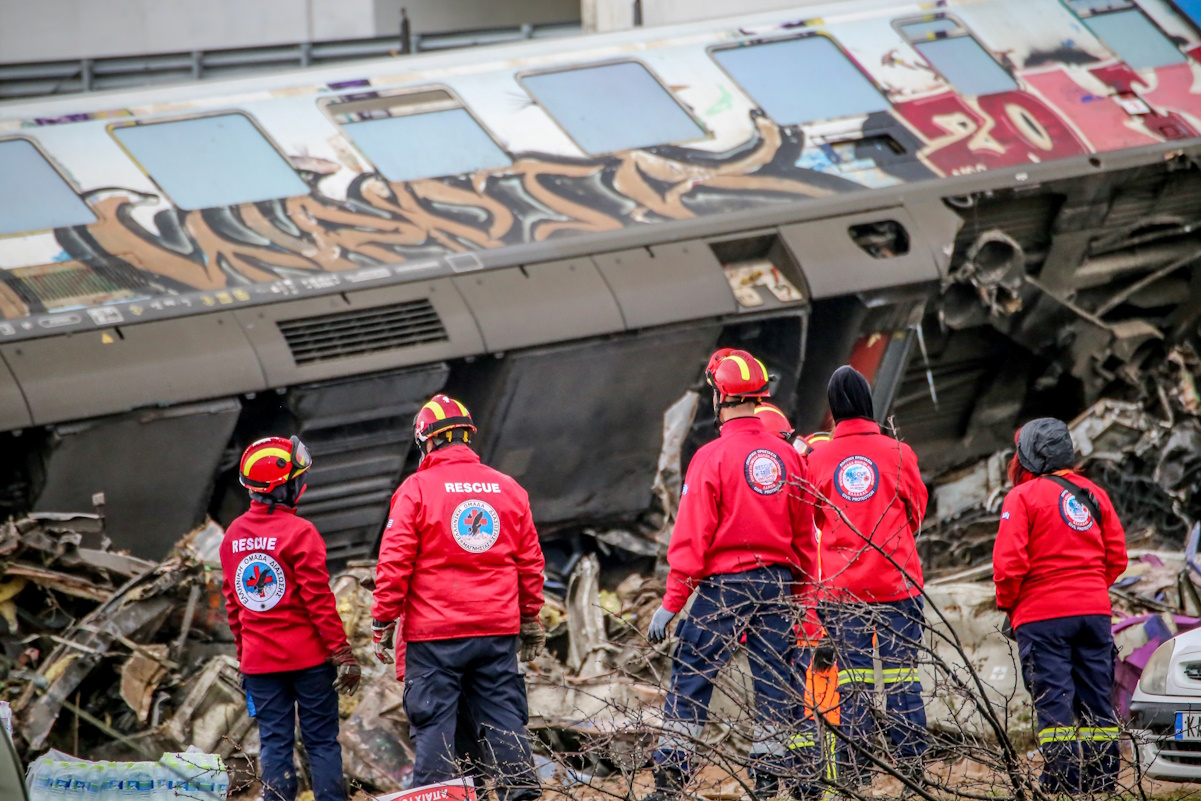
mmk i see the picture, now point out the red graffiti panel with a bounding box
[893,88,1087,176]
[1022,70,1159,151]
[1089,62,1199,139]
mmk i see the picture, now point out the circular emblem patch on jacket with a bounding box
[1058,490,1095,531]
[235,553,286,611]
[835,455,879,502]
[744,449,785,495]
[452,500,501,553]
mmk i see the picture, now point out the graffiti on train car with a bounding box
[0,81,1187,317]
[4,0,1201,319]
[1,114,890,310]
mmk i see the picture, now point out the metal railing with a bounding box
[0,21,581,100]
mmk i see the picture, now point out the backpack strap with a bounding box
[1041,474,1103,526]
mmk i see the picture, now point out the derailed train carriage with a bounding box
[2,0,1201,560]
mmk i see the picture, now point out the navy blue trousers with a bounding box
[244,662,344,801]
[404,635,539,801]
[820,597,928,786]
[1016,615,1119,794]
[654,566,797,781]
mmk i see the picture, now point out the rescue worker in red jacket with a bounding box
[220,437,361,801]
[993,418,1127,794]
[754,402,836,791]
[372,395,546,800]
[805,366,929,788]
[646,350,818,801]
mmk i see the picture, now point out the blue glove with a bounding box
[648,605,677,644]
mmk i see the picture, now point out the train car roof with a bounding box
[0,0,912,119]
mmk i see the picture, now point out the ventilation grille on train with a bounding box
[9,261,145,310]
[278,299,448,365]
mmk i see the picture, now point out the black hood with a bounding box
[1016,417,1075,475]
[828,365,874,423]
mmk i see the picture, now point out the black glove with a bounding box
[519,616,545,662]
[648,605,677,644]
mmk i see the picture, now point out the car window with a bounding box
[0,139,96,236]
[522,61,705,154]
[328,88,511,182]
[712,36,891,125]
[1066,0,1187,68]
[112,113,309,210]
[899,17,1018,96]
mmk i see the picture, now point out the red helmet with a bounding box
[707,349,771,402]
[239,436,312,493]
[754,402,794,442]
[414,394,476,445]
[704,347,735,385]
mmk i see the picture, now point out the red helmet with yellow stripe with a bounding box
[707,349,771,403]
[414,394,477,446]
[704,347,734,384]
[754,402,795,442]
[239,436,312,493]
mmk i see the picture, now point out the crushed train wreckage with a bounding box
[4,369,1201,796]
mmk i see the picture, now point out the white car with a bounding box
[1131,625,1201,780]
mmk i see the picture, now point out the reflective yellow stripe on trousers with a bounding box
[837,668,874,687]
[881,667,919,685]
[788,734,816,750]
[1038,726,1078,745]
[1078,726,1120,741]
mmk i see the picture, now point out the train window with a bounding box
[111,113,308,210]
[521,61,705,154]
[1171,0,1201,28]
[0,139,96,237]
[898,18,961,38]
[328,89,510,182]
[898,17,1018,97]
[711,36,890,125]
[1066,1,1186,68]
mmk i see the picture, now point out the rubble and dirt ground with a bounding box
[7,347,1201,798]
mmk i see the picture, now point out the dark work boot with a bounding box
[749,768,781,801]
[644,766,686,801]
[896,759,925,795]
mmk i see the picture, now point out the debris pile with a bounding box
[0,514,249,767]
[333,550,695,793]
[5,360,1201,797]
[923,347,1201,578]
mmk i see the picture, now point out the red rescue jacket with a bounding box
[806,418,927,603]
[993,470,1127,628]
[219,502,349,674]
[664,416,817,614]
[372,445,545,642]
